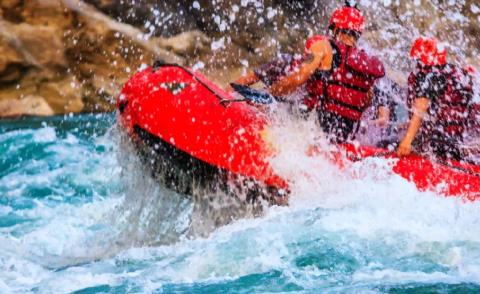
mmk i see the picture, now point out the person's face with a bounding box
[336,31,358,47]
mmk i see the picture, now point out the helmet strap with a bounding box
[345,0,359,9]
[328,24,336,37]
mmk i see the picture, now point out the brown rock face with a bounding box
[9,23,67,69]
[39,77,84,113]
[0,37,24,82]
[0,0,186,118]
[0,15,81,117]
[0,96,54,117]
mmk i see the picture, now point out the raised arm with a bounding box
[270,40,332,97]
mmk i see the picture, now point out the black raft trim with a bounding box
[118,100,128,114]
[132,125,287,204]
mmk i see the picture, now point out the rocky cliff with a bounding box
[0,0,478,117]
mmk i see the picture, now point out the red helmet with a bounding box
[410,37,447,66]
[329,6,365,33]
[464,65,477,75]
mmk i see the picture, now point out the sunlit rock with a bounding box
[0,95,54,117]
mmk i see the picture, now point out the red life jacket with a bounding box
[470,103,480,128]
[407,64,473,137]
[305,38,385,121]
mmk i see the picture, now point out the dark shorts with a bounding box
[318,111,356,144]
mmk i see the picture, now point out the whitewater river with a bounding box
[1,114,480,293]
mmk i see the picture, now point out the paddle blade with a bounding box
[230,83,275,104]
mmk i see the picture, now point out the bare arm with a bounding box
[397,98,430,156]
[374,106,390,126]
[270,40,331,97]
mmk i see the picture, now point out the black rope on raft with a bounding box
[151,61,231,107]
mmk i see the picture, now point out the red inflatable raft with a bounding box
[117,62,480,204]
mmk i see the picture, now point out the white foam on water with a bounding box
[32,127,57,143]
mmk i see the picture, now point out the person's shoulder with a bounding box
[305,35,329,47]
[305,35,332,53]
[347,47,385,78]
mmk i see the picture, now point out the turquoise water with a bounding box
[1,114,480,293]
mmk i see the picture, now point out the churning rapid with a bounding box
[0,114,479,293]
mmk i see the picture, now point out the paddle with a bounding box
[222,83,276,105]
